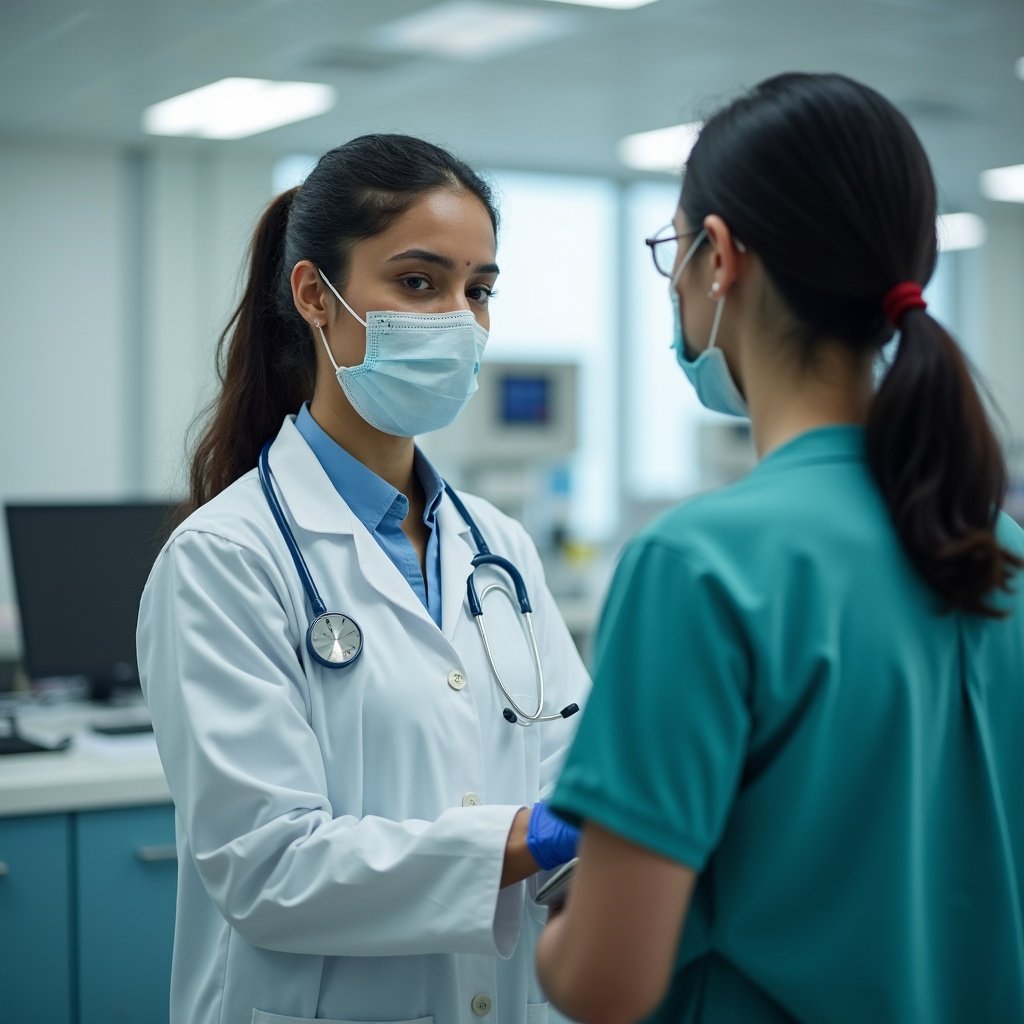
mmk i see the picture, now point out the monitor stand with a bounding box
[87,670,142,704]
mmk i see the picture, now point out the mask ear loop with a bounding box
[314,267,368,372]
[705,234,747,351]
[706,293,727,351]
[315,323,341,373]
[317,268,367,327]
[671,229,708,288]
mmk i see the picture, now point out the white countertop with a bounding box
[0,692,170,818]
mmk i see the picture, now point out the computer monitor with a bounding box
[5,502,177,701]
[419,361,578,469]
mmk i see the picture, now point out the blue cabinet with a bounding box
[0,814,74,1024]
[75,804,177,1024]
[0,804,175,1024]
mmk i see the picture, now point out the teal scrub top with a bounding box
[552,426,1024,1023]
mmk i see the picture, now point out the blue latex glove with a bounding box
[526,801,580,870]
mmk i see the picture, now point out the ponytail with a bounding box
[865,308,1023,617]
[181,187,314,518]
[681,73,1022,617]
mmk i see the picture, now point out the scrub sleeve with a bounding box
[550,537,748,870]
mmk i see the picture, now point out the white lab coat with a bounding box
[137,416,591,1024]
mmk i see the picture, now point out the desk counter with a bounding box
[0,696,169,817]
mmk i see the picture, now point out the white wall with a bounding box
[140,147,276,495]
[0,140,275,654]
[0,144,129,652]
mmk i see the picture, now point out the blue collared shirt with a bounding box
[295,404,444,628]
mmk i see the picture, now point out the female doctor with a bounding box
[137,134,589,1024]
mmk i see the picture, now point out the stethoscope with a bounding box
[258,442,579,727]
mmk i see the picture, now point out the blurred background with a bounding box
[2,0,1023,666]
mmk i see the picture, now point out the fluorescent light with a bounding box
[372,2,569,60]
[1016,56,1024,80]
[143,78,334,140]
[980,163,1024,203]
[617,121,702,173]
[538,0,660,8]
[937,212,987,252]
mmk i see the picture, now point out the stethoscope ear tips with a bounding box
[560,703,580,719]
[503,708,519,724]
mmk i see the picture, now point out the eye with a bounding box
[400,275,433,292]
[468,284,497,305]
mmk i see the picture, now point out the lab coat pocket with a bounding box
[527,1003,549,1024]
[251,1012,434,1024]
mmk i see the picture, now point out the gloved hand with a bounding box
[526,801,580,870]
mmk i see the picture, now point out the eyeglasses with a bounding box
[644,225,702,278]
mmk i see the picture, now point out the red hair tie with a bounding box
[882,281,927,326]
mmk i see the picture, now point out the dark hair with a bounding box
[681,72,1021,616]
[183,134,498,514]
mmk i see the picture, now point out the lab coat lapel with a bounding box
[347,522,434,625]
[267,417,436,627]
[438,491,476,642]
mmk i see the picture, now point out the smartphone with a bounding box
[534,857,578,907]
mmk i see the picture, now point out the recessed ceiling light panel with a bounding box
[617,122,702,173]
[980,164,1024,204]
[538,0,661,8]
[372,2,570,60]
[143,78,335,140]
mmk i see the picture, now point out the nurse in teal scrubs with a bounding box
[536,72,1024,1023]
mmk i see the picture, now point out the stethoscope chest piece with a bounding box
[308,611,363,668]
[259,441,364,672]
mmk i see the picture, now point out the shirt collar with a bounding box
[756,424,866,474]
[415,447,445,528]
[295,404,444,532]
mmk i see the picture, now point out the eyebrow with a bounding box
[387,249,499,275]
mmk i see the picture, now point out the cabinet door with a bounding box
[0,813,73,1024]
[75,803,176,1024]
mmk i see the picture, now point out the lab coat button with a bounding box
[461,792,482,807]
[447,669,467,691]
[471,993,493,1016]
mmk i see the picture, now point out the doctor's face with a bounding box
[325,188,498,368]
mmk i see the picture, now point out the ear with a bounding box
[703,215,747,298]
[291,260,333,327]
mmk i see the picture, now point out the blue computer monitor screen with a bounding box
[499,374,551,425]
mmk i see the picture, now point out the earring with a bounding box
[311,319,321,328]
[708,282,722,299]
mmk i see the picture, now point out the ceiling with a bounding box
[2,0,1022,212]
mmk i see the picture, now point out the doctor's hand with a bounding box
[526,801,580,870]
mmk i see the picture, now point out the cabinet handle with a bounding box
[135,844,178,863]
[0,861,8,877]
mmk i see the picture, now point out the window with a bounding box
[484,171,618,540]
[623,181,745,500]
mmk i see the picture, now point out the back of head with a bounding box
[184,134,497,514]
[682,72,1021,616]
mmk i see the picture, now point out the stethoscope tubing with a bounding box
[472,583,553,725]
[259,442,327,618]
[258,441,577,724]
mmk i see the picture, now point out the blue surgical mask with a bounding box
[670,229,749,418]
[317,269,488,437]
